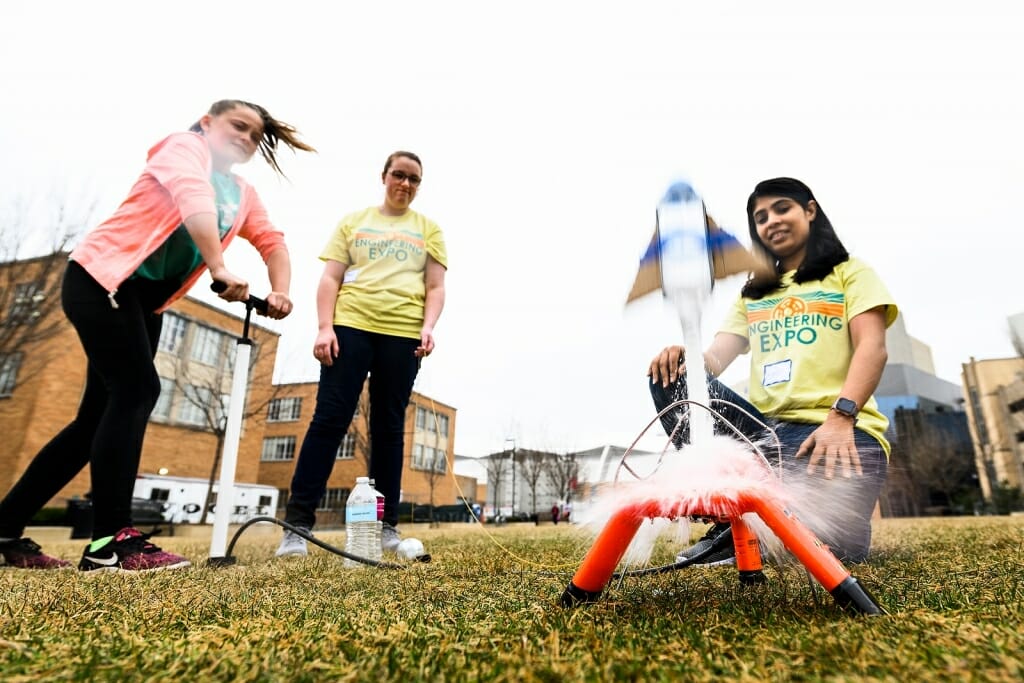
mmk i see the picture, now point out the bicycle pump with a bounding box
[206,281,268,567]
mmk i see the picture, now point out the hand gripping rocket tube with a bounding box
[657,181,715,446]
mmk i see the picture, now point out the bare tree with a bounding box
[420,446,447,527]
[0,193,93,393]
[353,390,371,474]
[518,449,548,517]
[543,452,580,506]
[483,451,511,515]
[887,408,979,515]
[163,326,283,523]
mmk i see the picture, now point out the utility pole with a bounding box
[505,438,516,518]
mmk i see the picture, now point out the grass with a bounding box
[1,516,1022,682]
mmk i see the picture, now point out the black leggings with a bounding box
[0,261,175,539]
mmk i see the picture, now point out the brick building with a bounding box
[961,355,1024,502]
[258,383,478,525]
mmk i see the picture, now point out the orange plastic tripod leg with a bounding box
[561,506,644,605]
[730,515,766,584]
[749,496,883,614]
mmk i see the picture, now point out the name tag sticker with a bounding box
[762,359,792,386]
[343,268,359,284]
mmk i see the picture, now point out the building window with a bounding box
[149,488,170,502]
[178,385,213,427]
[415,406,446,434]
[261,436,297,461]
[190,325,226,366]
[267,397,302,422]
[434,450,447,474]
[318,487,349,511]
[152,377,175,419]
[336,433,356,460]
[413,445,437,472]
[159,314,188,354]
[0,352,23,397]
[6,281,44,325]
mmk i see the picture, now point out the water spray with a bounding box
[562,180,884,615]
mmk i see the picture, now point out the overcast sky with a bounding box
[2,1,1021,459]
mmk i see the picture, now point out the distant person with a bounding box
[276,151,447,559]
[0,100,313,571]
[551,504,561,525]
[648,177,895,566]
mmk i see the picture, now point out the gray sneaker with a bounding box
[381,523,401,554]
[275,528,310,558]
[676,522,736,566]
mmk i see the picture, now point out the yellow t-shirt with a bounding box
[321,206,448,339]
[719,258,898,454]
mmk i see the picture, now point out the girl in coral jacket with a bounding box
[0,99,314,572]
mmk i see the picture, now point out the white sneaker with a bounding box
[381,523,401,554]
[275,528,310,558]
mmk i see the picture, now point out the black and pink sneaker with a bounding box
[78,527,191,573]
[0,537,72,569]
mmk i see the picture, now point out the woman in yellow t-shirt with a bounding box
[276,151,447,560]
[648,177,896,566]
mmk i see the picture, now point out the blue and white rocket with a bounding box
[627,179,774,448]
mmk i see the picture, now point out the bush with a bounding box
[991,480,1024,515]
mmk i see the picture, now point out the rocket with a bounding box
[626,180,774,305]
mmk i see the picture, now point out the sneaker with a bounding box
[0,537,72,569]
[78,527,191,573]
[676,522,736,567]
[381,523,401,554]
[275,527,310,558]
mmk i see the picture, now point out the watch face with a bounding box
[834,398,858,416]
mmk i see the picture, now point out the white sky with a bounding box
[2,1,1022,459]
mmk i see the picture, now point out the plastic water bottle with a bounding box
[344,477,380,567]
[369,478,384,554]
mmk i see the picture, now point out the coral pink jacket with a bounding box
[69,132,287,312]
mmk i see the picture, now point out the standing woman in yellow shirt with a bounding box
[277,151,447,559]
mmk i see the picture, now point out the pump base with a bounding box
[206,556,237,568]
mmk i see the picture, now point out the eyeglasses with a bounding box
[388,170,422,186]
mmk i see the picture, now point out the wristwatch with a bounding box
[831,397,859,419]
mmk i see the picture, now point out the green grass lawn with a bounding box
[2,516,1022,682]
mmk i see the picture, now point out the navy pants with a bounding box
[649,374,888,562]
[285,326,420,529]
[0,261,172,539]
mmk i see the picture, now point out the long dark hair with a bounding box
[741,177,849,299]
[189,99,316,177]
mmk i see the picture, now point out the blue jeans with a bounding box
[285,326,420,528]
[649,375,887,562]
